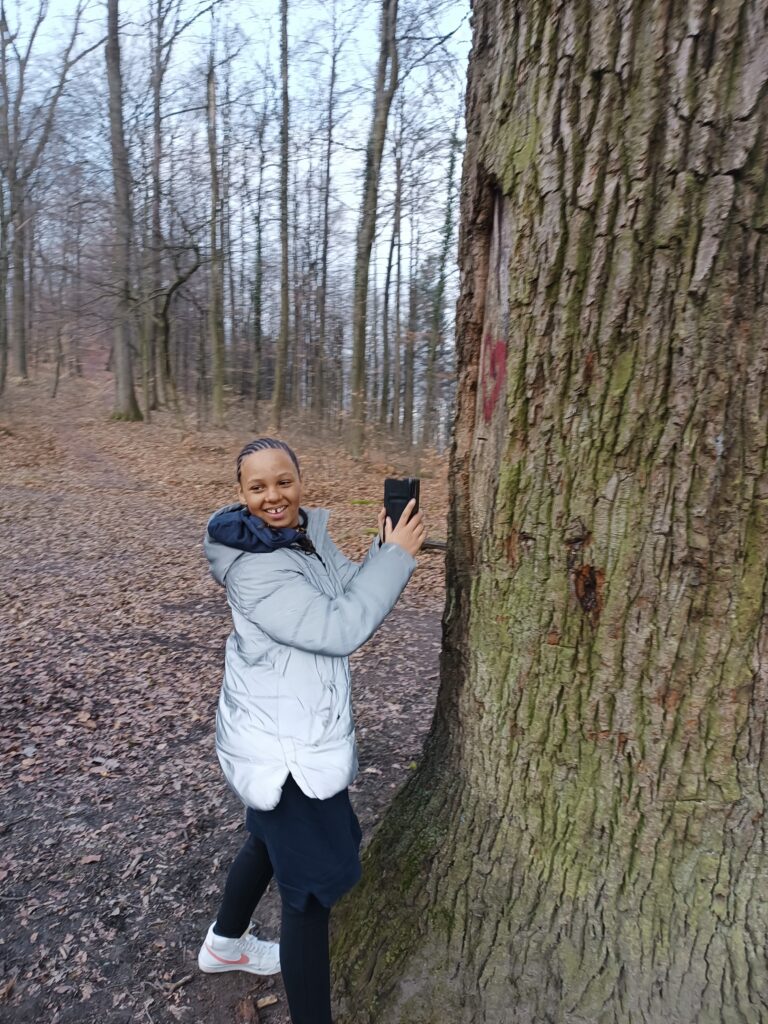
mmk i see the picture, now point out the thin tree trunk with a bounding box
[0,180,8,395]
[149,0,164,409]
[332,3,768,1021]
[25,203,35,369]
[349,0,398,455]
[106,0,142,420]
[379,204,396,425]
[207,52,225,427]
[391,147,403,433]
[251,112,267,420]
[401,225,417,447]
[421,128,458,449]
[291,158,301,409]
[272,0,290,429]
[72,190,83,376]
[10,187,26,378]
[316,28,338,420]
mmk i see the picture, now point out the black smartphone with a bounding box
[384,478,420,529]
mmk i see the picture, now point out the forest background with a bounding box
[0,0,470,451]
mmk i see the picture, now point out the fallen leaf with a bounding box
[234,995,260,1023]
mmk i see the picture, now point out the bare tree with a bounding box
[0,0,96,382]
[315,4,342,420]
[421,120,459,449]
[206,43,225,426]
[106,0,141,420]
[271,0,290,428]
[348,0,398,454]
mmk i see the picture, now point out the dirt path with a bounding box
[0,377,445,1024]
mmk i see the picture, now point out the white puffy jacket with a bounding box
[204,504,416,810]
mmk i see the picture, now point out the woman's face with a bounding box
[238,449,302,528]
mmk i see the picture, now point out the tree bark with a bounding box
[106,0,142,420]
[332,2,768,1021]
[348,0,398,454]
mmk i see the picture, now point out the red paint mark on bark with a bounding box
[583,350,595,387]
[481,335,507,422]
[506,529,518,567]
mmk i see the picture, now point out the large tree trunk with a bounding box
[106,0,142,421]
[332,2,768,1022]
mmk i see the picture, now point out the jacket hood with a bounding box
[204,503,329,585]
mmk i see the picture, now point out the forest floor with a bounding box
[0,375,448,1024]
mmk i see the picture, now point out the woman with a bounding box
[198,437,425,1024]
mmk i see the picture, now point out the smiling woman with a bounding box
[236,439,303,528]
[197,436,427,1024]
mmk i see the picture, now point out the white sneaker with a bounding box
[198,921,281,975]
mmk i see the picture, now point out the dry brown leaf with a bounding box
[256,994,279,1009]
[234,995,260,1023]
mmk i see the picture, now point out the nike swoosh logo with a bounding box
[205,944,249,965]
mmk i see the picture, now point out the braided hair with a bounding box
[236,437,301,481]
[235,438,322,563]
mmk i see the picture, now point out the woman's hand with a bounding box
[377,499,426,558]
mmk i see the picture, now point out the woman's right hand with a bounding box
[379,498,426,558]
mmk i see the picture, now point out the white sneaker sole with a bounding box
[198,943,281,976]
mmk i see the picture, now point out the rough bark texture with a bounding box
[332,2,768,1021]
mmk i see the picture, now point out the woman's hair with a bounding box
[236,438,301,481]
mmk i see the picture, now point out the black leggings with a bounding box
[214,832,332,1024]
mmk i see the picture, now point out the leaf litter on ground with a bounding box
[0,375,446,1024]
